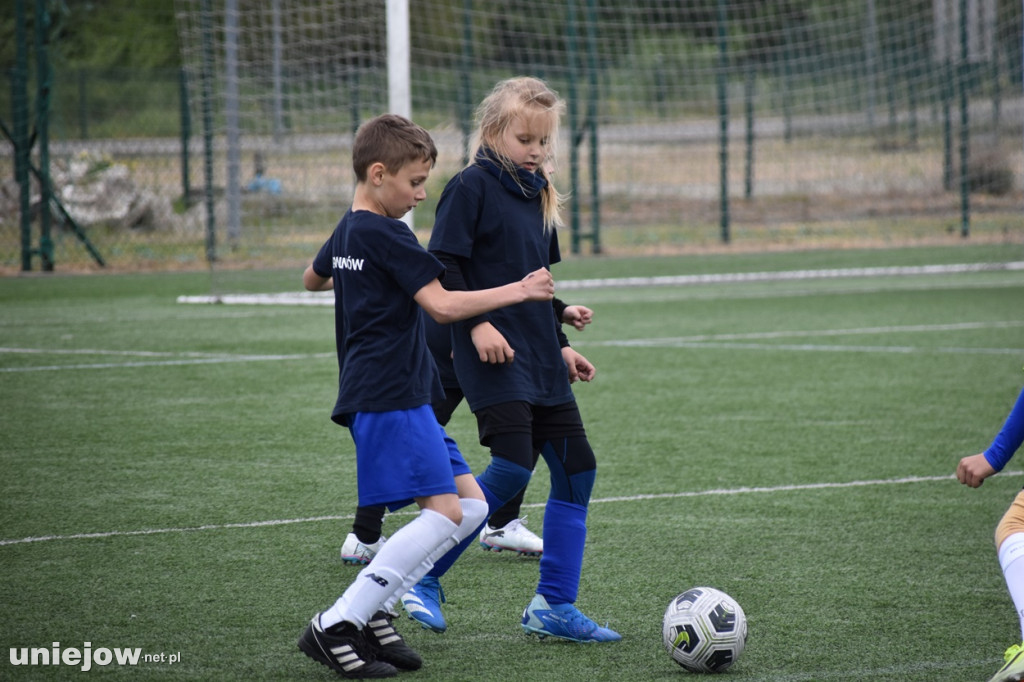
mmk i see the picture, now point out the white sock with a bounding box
[382,498,489,613]
[999,532,1024,640]
[321,508,457,630]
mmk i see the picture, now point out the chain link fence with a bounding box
[3,1,1023,274]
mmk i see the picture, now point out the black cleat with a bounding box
[364,610,423,671]
[298,614,398,678]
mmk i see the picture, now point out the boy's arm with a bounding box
[983,386,1024,471]
[303,264,332,291]
[956,386,1024,488]
[414,269,553,325]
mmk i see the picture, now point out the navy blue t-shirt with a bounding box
[312,209,445,426]
[428,163,571,411]
[423,313,458,389]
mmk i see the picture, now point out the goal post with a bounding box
[386,0,411,119]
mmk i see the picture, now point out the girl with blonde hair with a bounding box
[400,77,620,643]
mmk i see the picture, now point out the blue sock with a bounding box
[477,456,532,505]
[537,498,587,604]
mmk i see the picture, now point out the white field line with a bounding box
[0,348,333,372]
[579,320,1024,355]
[588,341,1024,355]
[0,348,269,357]
[554,260,1024,290]
[0,472,1016,547]
[177,290,334,305]
[591,320,1024,344]
[174,261,1024,305]
[3,320,1020,372]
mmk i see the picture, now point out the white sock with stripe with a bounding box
[321,508,457,630]
[382,497,488,613]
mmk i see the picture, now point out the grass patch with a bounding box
[1,247,1023,679]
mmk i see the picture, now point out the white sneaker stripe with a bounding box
[329,644,363,671]
[403,602,431,615]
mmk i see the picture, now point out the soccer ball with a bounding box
[662,587,747,673]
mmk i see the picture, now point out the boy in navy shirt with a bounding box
[298,113,553,678]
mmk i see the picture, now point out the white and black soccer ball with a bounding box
[662,587,747,673]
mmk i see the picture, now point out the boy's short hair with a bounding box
[352,114,438,182]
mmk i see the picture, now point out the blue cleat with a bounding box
[521,594,621,643]
[400,576,447,633]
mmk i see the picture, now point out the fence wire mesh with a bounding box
[2,1,1022,274]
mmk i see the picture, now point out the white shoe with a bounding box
[478,517,542,556]
[340,532,385,565]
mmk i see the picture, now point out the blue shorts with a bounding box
[349,405,473,511]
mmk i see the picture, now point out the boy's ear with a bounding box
[368,161,387,186]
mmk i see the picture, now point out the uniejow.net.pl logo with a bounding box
[9,642,181,672]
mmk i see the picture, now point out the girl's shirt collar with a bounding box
[474,148,547,199]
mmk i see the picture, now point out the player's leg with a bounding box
[402,403,535,631]
[341,504,387,565]
[989,490,1024,682]
[392,473,488,633]
[397,387,479,628]
[302,409,464,674]
[479,447,543,556]
[487,486,529,529]
[520,402,620,643]
[339,389,467,567]
[402,453,530,632]
[313,502,459,674]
